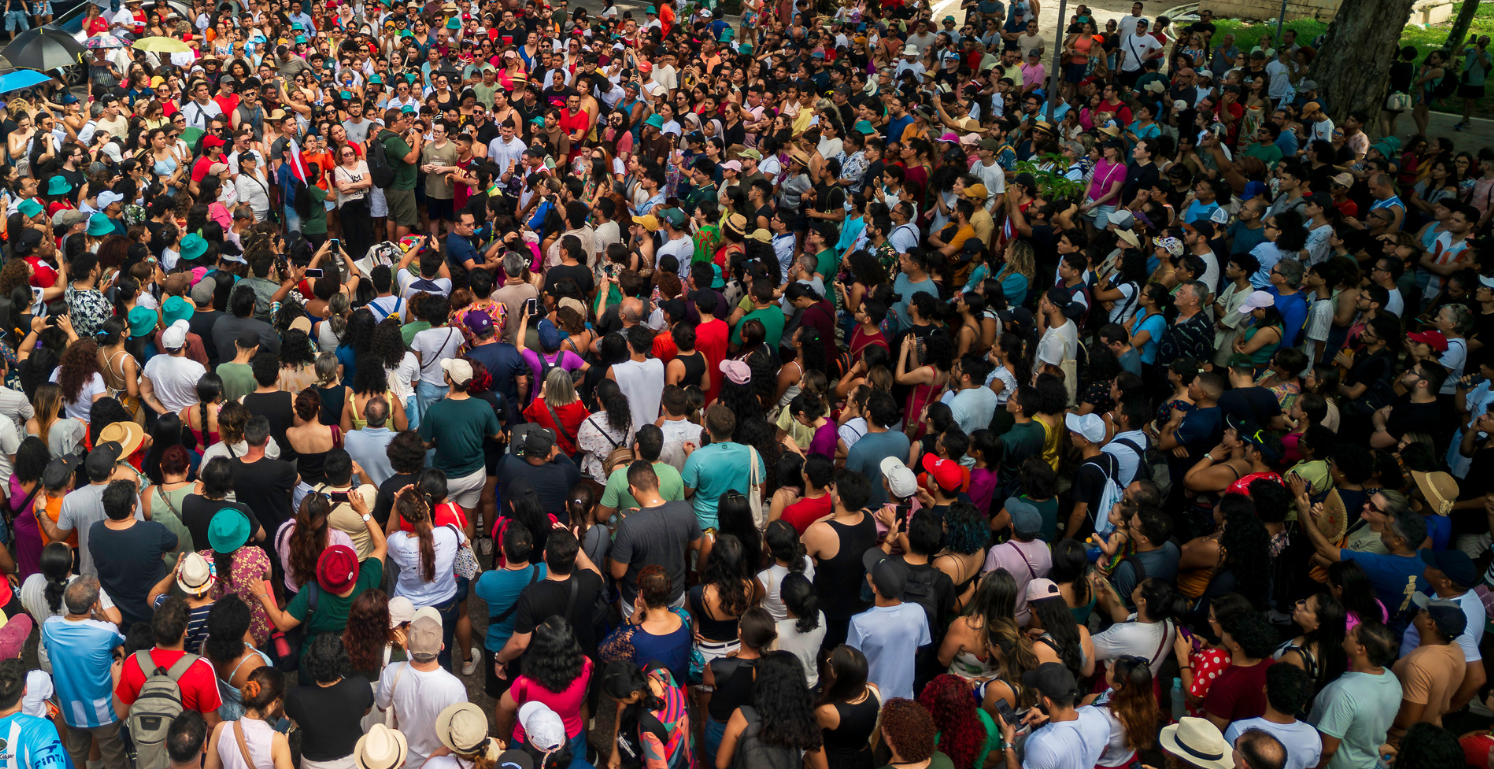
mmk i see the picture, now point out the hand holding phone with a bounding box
[305,268,324,278]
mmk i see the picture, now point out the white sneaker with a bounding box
[461,647,481,676]
[478,538,493,556]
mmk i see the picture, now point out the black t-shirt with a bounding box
[471,120,500,149]
[230,457,299,533]
[1347,348,1396,406]
[1217,386,1283,428]
[179,496,256,553]
[374,472,419,526]
[187,309,224,365]
[243,391,297,462]
[512,570,605,654]
[1386,395,1442,441]
[1072,453,1121,533]
[495,455,582,523]
[544,263,596,297]
[89,519,177,627]
[1121,161,1159,206]
[284,677,374,761]
[814,183,846,216]
[1470,309,1494,370]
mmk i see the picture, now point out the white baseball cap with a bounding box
[1064,412,1105,443]
[879,456,919,498]
[161,319,190,350]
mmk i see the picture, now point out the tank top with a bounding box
[688,584,741,643]
[675,351,706,389]
[822,694,879,767]
[216,717,276,769]
[813,513,877,621]
[707,656,757,722]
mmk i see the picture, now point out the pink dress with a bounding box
[510,657,594,743]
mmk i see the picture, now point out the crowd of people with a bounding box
[0,0,1492,767]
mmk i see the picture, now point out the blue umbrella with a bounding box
[0,70,54,95]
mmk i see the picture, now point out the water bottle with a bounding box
[272,630,292,660]
[1171,677,1186,723]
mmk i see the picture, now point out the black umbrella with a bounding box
[1,25,87,72]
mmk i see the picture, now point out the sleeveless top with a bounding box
[949,642,1000,681]
[688,584,741,643]
[822,693,879,768]
[706,656,757,722]
[350,391,395,430]
[217,645,273,721]
[1272,639,1320,681]
[812,514,878,621]
[675,351,706,390]
[215,716,276,769]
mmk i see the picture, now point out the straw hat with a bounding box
[746,229,771,243]
[789,147,811,166]
[1412,470,1459,516]
[435,703,494,756]
[724,213,747,237]
[354,725,408,769]
[175,552,216,597]
[1159,718,1232,769]
[98,421,145,456]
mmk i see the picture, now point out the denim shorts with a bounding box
[4,11,27,30]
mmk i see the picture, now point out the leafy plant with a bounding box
[1015,153,1086,202]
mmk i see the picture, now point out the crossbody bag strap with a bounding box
[232,720,255,769]
[589,416,622,451]
[1007,541,1036,579]
[1149,619,1172,667]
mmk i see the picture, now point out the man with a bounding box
[608,326,665,433]
[42,577,127,769]
[983,501,1052,623]
[1156,281,1215,367]
[0,659,67,769]
[1201,610,1278,730]
[998,663,1109,769]
[445,210,502,275]
[494,431,581,523]
[1267,258,1308,348]
[1455,36,1492,131]
[1301,492,1428,620]
[462,310,527,410]
[845,391,912,508]
[33,443,136,579]
[230,416,298,544]
[1309,622,1403,769]
[211,284,281,356]
[1391,595,1467,743]
[853,550,932,700]
[115,598,223,730]
[946,355,997,435]
[377,107,424,241]
[344,397,396,486]
[891,250,939,335]
[374,607,468,769]
[420,359,503,518]
[1220,358,1287,429]
[1118,18,1163,87]
[1110,504,1179,598]
[1419,203,1475,301]
[87,479,176,630]
[498,529,606,664]
[1399,549,1486,712]
[1065,413,1119,539]
[1158,372,1225,479]
[180,80,224,132]
[1364,173,1406,233]
[419,120,459,243]
[1371,360,1446,450]
[609,459,702,618]
[166,713,208,769]
[1225,664,1323,769]
[681,405,766,530]
[215,329,260,403]
[598,425,684,518]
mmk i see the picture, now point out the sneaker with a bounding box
[478,537,493,556]
[461,647,481,676]
[1456,121,1468,131]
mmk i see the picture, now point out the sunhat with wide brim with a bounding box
[1159,718,1232,769]
[354,724,408,769]
[98,421,145,456]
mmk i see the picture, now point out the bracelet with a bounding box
[1179,665,1192,670]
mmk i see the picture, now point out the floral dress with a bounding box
[576,412,636,484]
[199,547,273,646]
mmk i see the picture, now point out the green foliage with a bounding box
[1015,153,1086,202]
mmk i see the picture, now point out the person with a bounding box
[497,528,606,669]
[88,479,178,631]
[601,659,692,769]
[115,597,225,730]
[0,659,68,769]
[1201,609,1278,729]
[474,522,545,698]
[284,634,373,765]
[844,390,911,507]
[1224,663,1323,769]
[374,607,469,769]
[1308,622,1404,769]
[42,576,128,769]
[201,597,270,722]
[417,358,502,516]
[1390,595,1466,743]
[38,441,139,579]
[383,485,469,672]
[495,617,592,757]
[610,460,702,618]
[851,550,932,701]
[714,649,825,769]
[202,667,292,769]
[681,403,766,530]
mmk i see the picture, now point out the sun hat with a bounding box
[84,212,113,236]
[317,544,360,593]
[45,176,71,195]
[879,456,918,498]
[724,213,747,236]
[1159,718,1233,769]
[853,119,878,135]
[436,703,494,756]
[208,509,253,553]
[99,421,145,456]
[180,233,209,261]
[15,199,42,220]
[127,305,157,339]
[354,724,408,769]
[176,552,216,596]
[1411,470,1459,516]
[1116,229,1140,248]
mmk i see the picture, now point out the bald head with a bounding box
[620,297,644,325]
[1235,729,1287,769]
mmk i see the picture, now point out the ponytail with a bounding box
[397,489,436,582]
[780,572,820,634]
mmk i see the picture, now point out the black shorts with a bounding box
[1461,82,1486,99]
[484,654,519,699]
[428,196,455,222]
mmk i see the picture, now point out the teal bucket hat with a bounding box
[46,176,71,195]
[180,233,208,261]
[644,114,664,128]
[162,295,194,324]
[85,213,112,236]
[17,199,42,219]
[127,305,156,338]
[208,508,252,553]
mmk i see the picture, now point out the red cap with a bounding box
[1408,329,1449,353]
[921,454,963,492]
[202,135,226,150]
[317,545,359,593]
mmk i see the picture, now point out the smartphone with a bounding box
[329,491,349,503]
[992,698,1018,726]
[305,268,324,278]
[524,297,539,316]
[329,239,340,252]
[894,504,910,528]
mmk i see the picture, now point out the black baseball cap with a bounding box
[1421,549,1479,588]
[862,549,908,598]
[42,454,80,489]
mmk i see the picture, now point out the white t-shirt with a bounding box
[756,558,816,621]
[1092,616,1176,675]
[777,611,828,688]
[374,662,469,769]
[411,327,465,387]
[657,236,693,277]
[48,370,105,422]
[387,526,465,607]
[612,358,665,433]
[1120,33,1162,72]
[387,352,420,403]
[1038,321,1079,367]
[141,355,209,414]
[1024,706,1111,769]
[1225,718,1323,769]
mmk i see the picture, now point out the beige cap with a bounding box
[407,606,443,661]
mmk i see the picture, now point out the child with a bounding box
[968,429,1002,516]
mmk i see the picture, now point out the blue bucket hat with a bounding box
[208,508,252,553]
[17,199,42,219]
[180,233,208,261]
[85,213,113,236]
[127,305,157,338]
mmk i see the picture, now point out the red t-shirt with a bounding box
[695,318,730,404]
[24,257,56,290]
[558,109,590,155]
[116,648,224,714]
[396,501,469,533]
[779,493,833,535]
[1201,658,1275,724]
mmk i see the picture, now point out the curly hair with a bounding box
[1392,724,1464,769]
[352,353,391,395]
[340,308,378,357]
[293,387,321,423]
[918,675,986,769]
[701,534,751,618]
[1107,655,1161,752]
[279,328,317,369]
[879,698,938,762]
[342,589,395,673]
[0,259,29,300]
[203,595,254,665]
[1219,493,1272,610]
[369,317,407,372]
[752,651,823,752]
[56,339,101,404]
[595,378,632,435]
[520,616,588,694]
[941,501,987,555]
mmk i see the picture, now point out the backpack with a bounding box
[367,131,397,188]
[127,650,200,769]
[1112,436,1173,502]
[1087,455,1125,537]
[730,706,802,769]
[900,563,950,645]
[1436,58,1464,101]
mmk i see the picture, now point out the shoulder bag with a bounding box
[746,445,764,528]
[587,416,634,476]
[445,523,482,580]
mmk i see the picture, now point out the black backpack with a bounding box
[901,564,949,644]
[368,131,397,188]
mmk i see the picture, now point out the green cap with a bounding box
[660,208,687,227]
[644,114,664,128]
[530,115,545,125]
[45,176,70,195]
[85,212,112,235]
[340,90,353,99]
[127,305,157,338]
[295,34,308,43]
[208,508,253,553]
[180,232,208,261]
[739,147,762,160]
[17,199,43,219]
[370,74,383,84]
[162,295,194,324]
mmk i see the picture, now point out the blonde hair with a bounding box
[1006,240,1036,280]
[543,368,578,408]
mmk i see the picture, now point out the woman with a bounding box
[182,373,225,449]
[285,387,340,491]
[602,565,692,686]
[284,634,371,766]
[918,674,1000,769]
[386,484,467,671]
[666,324,709,391]
[21,541,120,672]
[933,502,988,612]
[877,698,955,769]
[577,378,635,484]
[1276,592,1349,697]
[333,142,375,264]
[203,668,292,769]
[1234,303,1285,367]
[8,437,54,577]
[816,645,879,769]
[277,328,319,393]
[203,596,271,722]
[198,509,273,648]
[523,368,591,458]
[756,520,814,621]
[1173,593,1253,716]
[896,332,953,439]
[1412,51,1446,137]
[1176,492,1273,609]
[602,658,692,769]
[53,338,106,422]
[98,316,143,422]
[140,444,195,569]
[275,493,355,597]
[1089,577,1187,676]
[715,650,825,769]
[340,353,409,432]
[939,570,1017,683]
[1093,656,1162,769]
[1082,141,1128,232]
[496,616,593,757]
[692,533,758,675]
[426,702,502,769]
[1028,585,1097,680]
[700,608,776,767]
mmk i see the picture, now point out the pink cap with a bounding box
[937,131,960,143]
[722,160,742,172]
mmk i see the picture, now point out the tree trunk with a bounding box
[1308,0,1421,133]
[1447,0,1481,53]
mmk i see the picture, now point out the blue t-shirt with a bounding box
[1275,129,1299,158]
[0,712,69,769]
[681,442,764,529]
[1340,549,1428,615]
[885,114,914,144]
[891,274,939,334]
[1184,199,1220,224]
[41,617,124,729]
[846,429,913,507]
[1268,288,1309,348]
[1174,406,1223,467]
[1228,220,1270,258]
[473,563,547,651]
[1132,310,1167,364]
[446,232,482,270]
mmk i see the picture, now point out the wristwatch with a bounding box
[362,513,372,522]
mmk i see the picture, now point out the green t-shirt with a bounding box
[301,185,329,235]
[1243,141,1284,169]
[400,320,431,348]
[216,361,257,403]
[288,557,383,642]
[731,305,787,349]
[600,461,685,510]
[380,130,417,190]
[419,395,502,477]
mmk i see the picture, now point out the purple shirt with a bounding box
[809,420,838,458]
[520,349,586,386]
